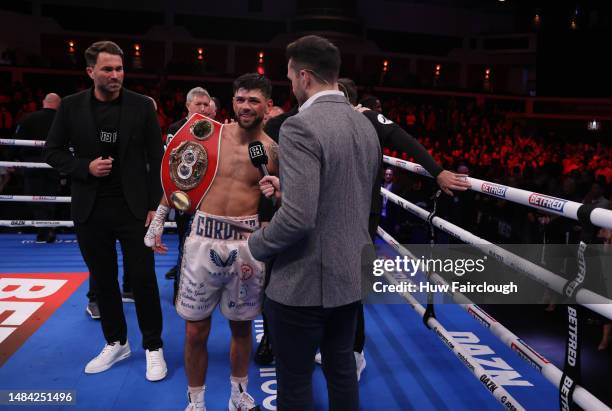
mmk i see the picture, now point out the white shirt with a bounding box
[298,90,344,113]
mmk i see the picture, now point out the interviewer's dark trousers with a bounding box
[265,298,359,411]
[172,211,192,303]
[75,197,163,350]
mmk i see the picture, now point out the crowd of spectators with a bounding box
[369,96,611,249]
[1,78,611,233]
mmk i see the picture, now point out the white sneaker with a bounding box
[314,352,322,365]
[84,341,130,374]
[229,384,259,411]
[185,389,206,411]
[355,351,366,381]
[145,348,167,381]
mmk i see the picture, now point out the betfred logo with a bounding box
[481,183,508,198]
[0,273,88,366]
[528,193,567,212]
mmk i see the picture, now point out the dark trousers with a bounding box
[23,168,59,236]
[76,197,163,350]
[265,299,359,411]
[172,211,193,303]
[354,303,365,353]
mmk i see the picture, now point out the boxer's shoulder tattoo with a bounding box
[268,142,279,165]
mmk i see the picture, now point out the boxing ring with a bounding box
[0,138,611,410]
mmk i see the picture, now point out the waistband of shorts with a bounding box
[192,211,259,241]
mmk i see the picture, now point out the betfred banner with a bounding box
[0,273,88,366]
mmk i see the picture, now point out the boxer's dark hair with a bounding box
[233,73,272,99]
[338,78,358,105]
[85,41,124,67]
[286,35,340,84]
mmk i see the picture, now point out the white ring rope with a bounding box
[0,195,70,203]
[3,143,611,231]
[0,138,46,147]
[377,227,611,411]
[0,220,177,229]
[377,241,527,410]
[0,161,52,169]
[380,187,612,321]
[383,155,612,231]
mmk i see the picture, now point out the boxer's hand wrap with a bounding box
[144,205,169,247]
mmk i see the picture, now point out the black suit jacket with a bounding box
[44,88,163,223]
[167,117,187,138]
[15,108,57,162]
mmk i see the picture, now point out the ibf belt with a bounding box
[161,114,223,214]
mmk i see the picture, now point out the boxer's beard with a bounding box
[237,113,263,130]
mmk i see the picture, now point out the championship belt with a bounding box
[161,114,223,214]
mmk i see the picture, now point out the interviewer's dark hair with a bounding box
[286,35,340,84]
[233,73,272,99]
[84,41,124,67]
[338,78,358,105]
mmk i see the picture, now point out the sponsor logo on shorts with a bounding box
[528,193,567,212]
[481,183,508,198]
[210,249,238,268]
[209,271,239,277]
[227,300,258,309]
[196,217,257,240]
[239,284,248,298]
[240,264,254,281]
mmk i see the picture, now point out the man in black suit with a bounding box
[15,93,61,243]
[44,41,167,381]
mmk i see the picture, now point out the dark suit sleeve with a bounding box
[143,99,164,210]
[15,114,33,160]
[44,102,91,181]
[248,115,321,261]
[363,110,443,178]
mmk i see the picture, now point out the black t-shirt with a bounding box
[91,93,122,198]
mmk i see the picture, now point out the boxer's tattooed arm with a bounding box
[268,142,279,167]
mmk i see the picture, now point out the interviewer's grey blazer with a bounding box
[248,93,381,308]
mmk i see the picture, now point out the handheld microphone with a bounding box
[248,141,269,176]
